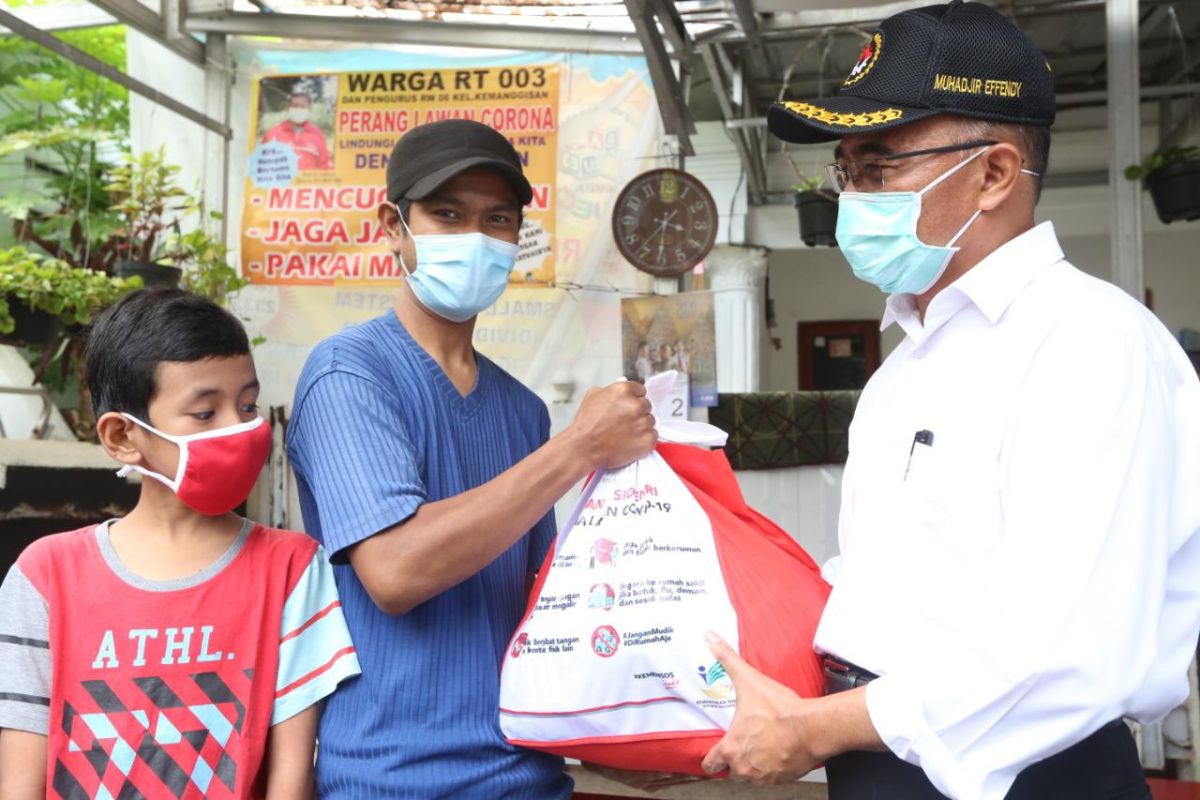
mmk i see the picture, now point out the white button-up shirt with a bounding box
[817,222,1200,800]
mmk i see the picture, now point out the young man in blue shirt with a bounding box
[287,119,657,798]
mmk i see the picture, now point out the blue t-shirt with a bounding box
[287,312,570,799]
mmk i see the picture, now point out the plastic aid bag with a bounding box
[498,373,831,775]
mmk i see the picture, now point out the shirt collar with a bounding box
[880,221,1064,336]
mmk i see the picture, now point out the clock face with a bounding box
[612,169,718,278]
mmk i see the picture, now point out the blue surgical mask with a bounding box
[836,146,1035,295]
[394,206,520,323]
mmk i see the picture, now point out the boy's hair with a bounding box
[86,287,251,420]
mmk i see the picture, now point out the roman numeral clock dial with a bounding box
[612,169,719,278]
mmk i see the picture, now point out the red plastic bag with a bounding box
[499,377,830,775]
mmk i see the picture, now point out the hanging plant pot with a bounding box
[794,190,839,247]
[114,259,182,289]
[2,301,64,347]
[1146,159,1200,225]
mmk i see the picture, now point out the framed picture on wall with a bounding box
[797,320,881,391]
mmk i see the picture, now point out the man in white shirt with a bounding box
[697,2,1200,799]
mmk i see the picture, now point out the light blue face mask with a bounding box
[395,206,520,323]
[835,146,1038,295]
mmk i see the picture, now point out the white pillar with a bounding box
[203,33,230,238]
[1107,0,1143,301]
[706,245,767,393]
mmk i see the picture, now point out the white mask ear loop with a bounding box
[114,414,186,491]
[943,166,1039,248]
[919,146,990,248]
[391,202,416,278]
[918,145,991,197]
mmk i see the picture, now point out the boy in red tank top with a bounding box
[0,289,360,799]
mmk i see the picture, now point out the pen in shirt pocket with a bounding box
[903,429,935,481]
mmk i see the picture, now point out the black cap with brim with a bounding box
[386,119,534,207]
[406,155,533,206]
[769,1,1055,144]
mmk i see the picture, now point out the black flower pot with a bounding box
[1146,159,1200,224]
[114,259,182,288]
[794,190,839,247]
[3,301,63,347]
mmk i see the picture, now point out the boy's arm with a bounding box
[0,729,47,799]
[0,562,52,799]
[264,706,317,800]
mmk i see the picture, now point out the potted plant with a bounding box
[0,248,64,346]
[0,246,142,436]
[1125,145,1200,225]
[793,175,839,247]
[106,148,196,287]
[162,211,248,304]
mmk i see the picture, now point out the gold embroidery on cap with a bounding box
[782,102,904,128]
[843,33,883,87]
[932,74,1023,98]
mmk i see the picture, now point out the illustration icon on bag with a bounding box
[591,625,620,657]
[590,538,618,569]
[588,583,615,610]
[510,632,529,659]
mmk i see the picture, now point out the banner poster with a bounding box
[242,65,560,286]
[620,292,718,408]
[229,44,663,427]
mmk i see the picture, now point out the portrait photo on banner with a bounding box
[257,74,338,172]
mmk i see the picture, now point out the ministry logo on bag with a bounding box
[697,661,734,700]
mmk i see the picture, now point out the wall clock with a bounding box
[612,168,718,278]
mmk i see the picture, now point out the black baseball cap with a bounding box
[386,119,533,206]
[769,0,1055,144]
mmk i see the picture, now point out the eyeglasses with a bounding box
[824,139,997,193]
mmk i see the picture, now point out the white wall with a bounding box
[755,189,1200,391]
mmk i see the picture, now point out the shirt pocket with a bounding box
[900,426,1005,554]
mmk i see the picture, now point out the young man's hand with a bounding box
[566,382,657,470]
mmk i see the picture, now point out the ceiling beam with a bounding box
[728,0,773,80]
[625,0,695,154]
[88,0,205,65]
[646,0,692,59]
[186,11,655,57]
[701,42,765,203]
[0,6,230,138]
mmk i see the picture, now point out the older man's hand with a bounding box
[699,632,824,785]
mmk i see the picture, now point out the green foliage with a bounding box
[792,175,827,193]
[1124,145,1200,184]
[0,246,140,335]
[0,25,128,269]
[106,147,197,263]
[169,215,250,308]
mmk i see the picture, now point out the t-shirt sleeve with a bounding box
[273,545,361,726]
[289,368,427,560]
[0,563,51,735]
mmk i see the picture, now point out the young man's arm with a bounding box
[264,707,317,800]
[344,382,656,615]
[0,729,47,799]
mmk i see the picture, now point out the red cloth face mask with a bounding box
[116,415,272,515]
